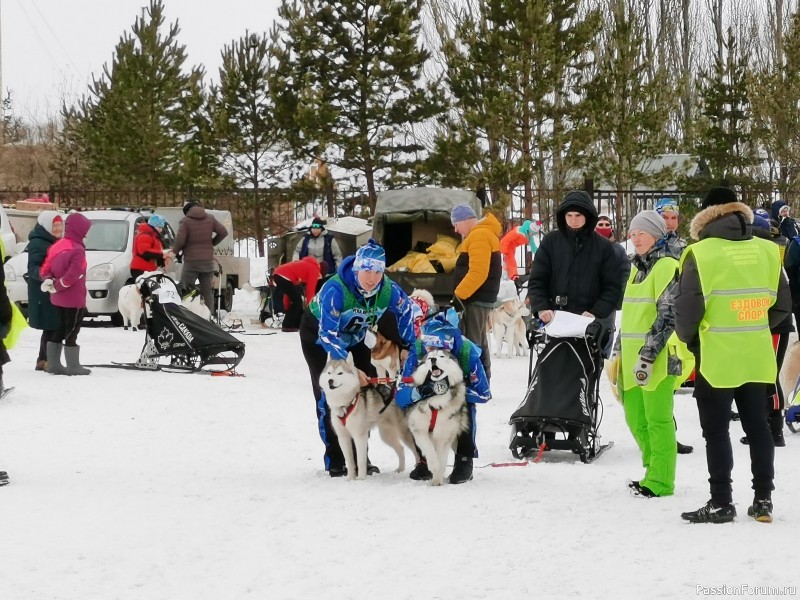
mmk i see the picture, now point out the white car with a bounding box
[0,205,20,259]
[4,210,179,323]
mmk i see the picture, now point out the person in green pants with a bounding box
[609,210,689,497]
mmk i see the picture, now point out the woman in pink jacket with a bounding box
[40,212,92,376]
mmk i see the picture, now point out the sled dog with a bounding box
[406,349,469,486]
[491,297,530,358]
[183,293,212,320]
[319,359,418,480]
[118,284,144,331]
[371,331,400,379]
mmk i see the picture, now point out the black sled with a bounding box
[98,273,245,373]
[509,318,612,463]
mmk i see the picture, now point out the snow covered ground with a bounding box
[1,289,796,600]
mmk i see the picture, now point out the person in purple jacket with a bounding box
[40,212,92,376]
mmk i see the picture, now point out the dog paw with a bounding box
[431,478,444,486]
[356,474,367,481]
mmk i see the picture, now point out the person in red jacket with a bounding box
[130,215,168,280]
[273,257,327,332]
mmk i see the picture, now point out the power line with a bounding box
[28,0,83,78]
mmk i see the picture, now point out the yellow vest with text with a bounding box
[620,257,679,391]
[680,237,780,387]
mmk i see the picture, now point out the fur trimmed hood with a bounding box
[689,202,753,241]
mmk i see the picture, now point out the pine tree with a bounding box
[579,0,675,225]
[428,0,601,222]
[695,28,759,185]
[271,0,444,212]
[212,31,288,256]
[65,0,214,194]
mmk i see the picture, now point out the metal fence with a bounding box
[0,185,783,255]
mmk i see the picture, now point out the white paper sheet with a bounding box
[543,310,594,338]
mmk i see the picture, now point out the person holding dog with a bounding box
[173,200,228,313]
[396,310,491,484]
[299,240,417,477]
[130,214,171,281]
[40,212,93,376]
[272,256,327,332]
[675,186,791,524]
[27,211,64,371]
[608,210,687,498]
[450,203,502,380]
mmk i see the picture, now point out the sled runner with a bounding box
[95,273,245,373]
[508,318,612,463]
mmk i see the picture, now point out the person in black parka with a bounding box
[27,211,64,371]
[528,190,625,352]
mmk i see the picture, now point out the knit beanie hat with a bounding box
[702,187,737,208]
[353,239,386,272]
[655,197,679,214]
[148,214,166,228]
[183,200,200,215]
[629,210,668,240]
[754,208,770,221]
[37,211,62,236]
[450,203,477,224]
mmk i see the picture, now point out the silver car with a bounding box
[4,210,179,324]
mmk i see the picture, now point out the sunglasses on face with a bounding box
[311,224,323,229]
[597,222,612,228]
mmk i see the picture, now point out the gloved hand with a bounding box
[41,279,55,294]
[0,321,10,340]
[605,353,620,386]
[450,295,465,315]
[634,356,654,387]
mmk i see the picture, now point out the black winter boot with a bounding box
[45,342,67,375]
[64,345,91,376]
[409,458,433,481]
[747,499,773,523]
[0,471,8,486]
[448,455,473,484]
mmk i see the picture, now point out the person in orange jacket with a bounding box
[499,219,539,281]
[273,257,327,332]
[451,204,502,379]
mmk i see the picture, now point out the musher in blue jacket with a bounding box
[299,240,417,477]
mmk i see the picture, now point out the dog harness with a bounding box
[338,393,361,426]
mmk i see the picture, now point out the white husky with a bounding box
[406,349,469,486]
[118,284,144,331]
[491,297,530,358]
[319,359,418,480]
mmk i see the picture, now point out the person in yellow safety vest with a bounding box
[606,210,688,498]
[675,187,792,525]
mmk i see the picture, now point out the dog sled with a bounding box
[508,314,612,463]
[95,273,245,374]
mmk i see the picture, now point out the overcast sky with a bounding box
[2,0,281,121]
